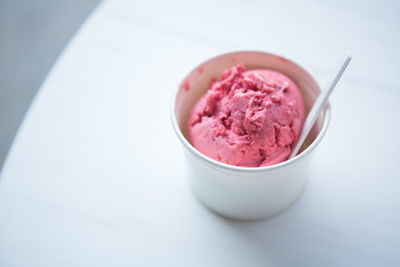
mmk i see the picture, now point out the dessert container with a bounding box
[171,51,330,220]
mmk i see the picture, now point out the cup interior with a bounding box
[174,51,326,157]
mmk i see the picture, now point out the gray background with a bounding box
[0,0,100,171]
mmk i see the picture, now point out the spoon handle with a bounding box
[289,54,352,159]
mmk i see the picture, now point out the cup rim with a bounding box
[170,50,331,173]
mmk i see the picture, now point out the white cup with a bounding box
[171,51,330,220]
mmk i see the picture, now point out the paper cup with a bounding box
[171,51,330,220]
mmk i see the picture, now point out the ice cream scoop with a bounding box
[188,64,305,167]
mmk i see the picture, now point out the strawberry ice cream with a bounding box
[188,64,305,167]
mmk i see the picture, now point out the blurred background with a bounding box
[0,0,100,171]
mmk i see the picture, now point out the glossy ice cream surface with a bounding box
[188,64,305,167]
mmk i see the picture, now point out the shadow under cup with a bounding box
[171,51,331,220]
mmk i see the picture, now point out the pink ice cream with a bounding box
[188,64,305,167]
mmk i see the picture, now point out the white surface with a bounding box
[1,0,399,266]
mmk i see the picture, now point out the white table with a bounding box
[1,0,399,266]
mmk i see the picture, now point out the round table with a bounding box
[1,0,399,266]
